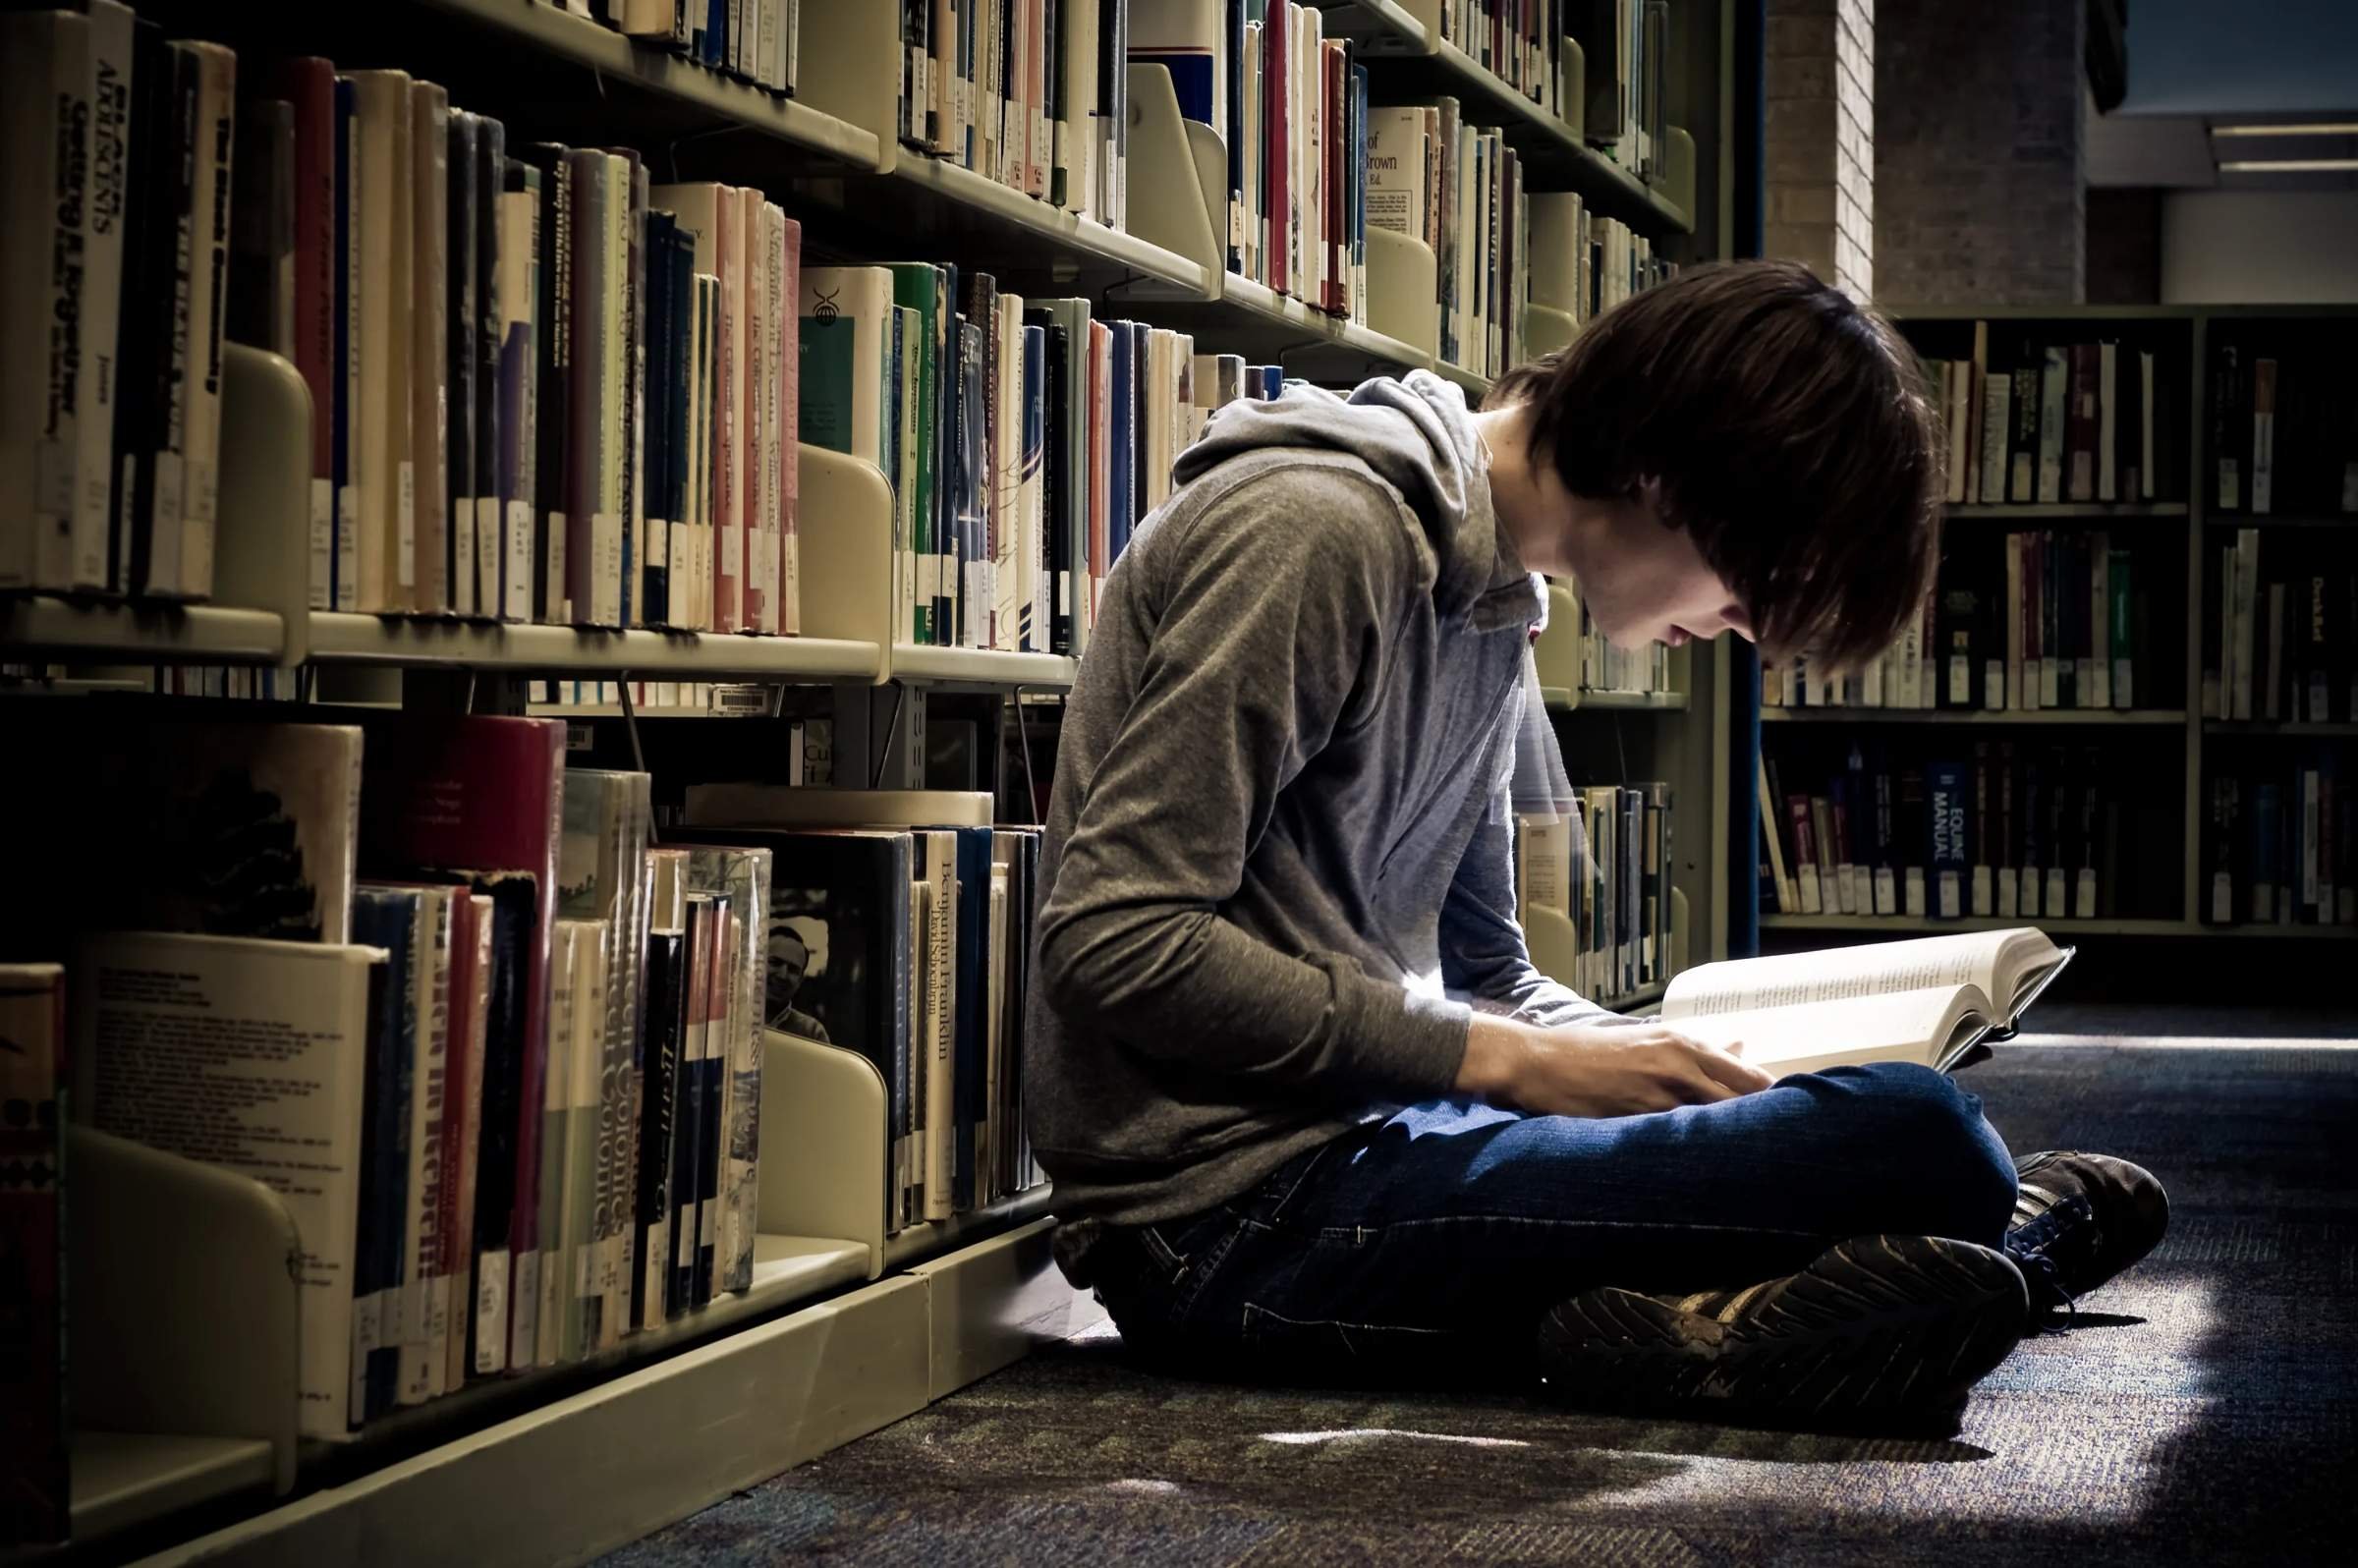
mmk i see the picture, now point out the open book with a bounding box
[1654,927,2074,1080]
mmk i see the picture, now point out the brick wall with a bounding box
[1765,0,1874,299]
[1874,0,2086,307]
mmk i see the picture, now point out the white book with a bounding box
[77,3,136,588]
[759,201,789,633]
[1944,361,1971,505]
[725,186,756,632]
[1978,369,2012,511]
[75,933,380,1440]
[396,886,456,1406]
[177,41,239,600]
[1661,928,2072,1080]
[796,263,894,467]
[992,293,1025,647]
[737,189,767,636]
[349,71,416,612]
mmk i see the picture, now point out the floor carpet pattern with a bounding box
[599,1005,2358,1566]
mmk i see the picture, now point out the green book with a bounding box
[887,265,944,644]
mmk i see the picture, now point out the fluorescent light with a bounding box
[2212,122,2358,138]
[2218,157,2358,172]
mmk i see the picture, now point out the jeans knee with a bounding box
[1826,1063,2018,1244]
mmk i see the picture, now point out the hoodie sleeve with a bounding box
[1436,773,1628,1031]
[1033,469,1472,1100]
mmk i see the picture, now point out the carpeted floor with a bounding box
[599,1004,2358,1566]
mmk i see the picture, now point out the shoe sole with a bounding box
[1537,1234,2029,1435]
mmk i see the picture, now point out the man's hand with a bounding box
[1455,1013,1775,1117]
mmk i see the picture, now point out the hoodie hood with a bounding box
[1171,369,1538,628]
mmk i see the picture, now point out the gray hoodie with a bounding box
[1027,370,1620,1270]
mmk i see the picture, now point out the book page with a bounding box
[1669,985,1990,1078]
[1661,927,2057,1021]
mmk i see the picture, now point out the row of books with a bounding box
[0,6,235,601]
[808,264,1280,650]
[605,1,800,96]
[1531,195,1667,337]
[1763,533,2158,713]
[1514,784,1674,1004]
[1433,1,1580,122]
[2205,529,2358,724]
[3,711,1044,1457]
[1223,3,1372,319]
[2206,756,2356,926]
[1372,102,1527,375]
[1759,742,2162,923]
[1581,0,1670,181]
[1553,584,1673,697]
[1917,326,2182,508]
[2211,334,2358,518]
[900,0,1130,227]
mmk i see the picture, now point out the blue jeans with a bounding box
[1083,1063,2021,1389]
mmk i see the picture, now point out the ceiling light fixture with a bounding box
[2217,157,2358,172]
[2211,122,2358,138]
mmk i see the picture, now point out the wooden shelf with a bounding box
[2205,719,2358,738]
[1321,0,1691,235]
[882,155,1212,297]
[1944,502,2189,519]
[882,1186,1059,1273]
[1606,980,1669,1012]
[1762,914,2195,936]
[416,0,880,168]
[0,596,286,664]
[2203,515,2357,530]
[1548,688,1690,711]
[307,614,880,680]
[69,1430,279,1542]
[889,644,1077,689]
[1212,274,1440,373]
[1764,706,2187,726]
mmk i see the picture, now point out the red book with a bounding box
[360,715,564,1376]
[0,965,67,1545]
[2067,343,2101,502]
[1264,2,1288,294]
[274,58,338,610]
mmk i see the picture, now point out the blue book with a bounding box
[1928,760,1971,920]
[350,886,421,1423]
[1107,320,1136,565]
[703,0,725,69]
[945,825,993,1210]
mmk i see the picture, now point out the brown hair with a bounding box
[1487,258,1942,670]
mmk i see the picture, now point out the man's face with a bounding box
[1573,483,1755,652]
[766,933,809,1001]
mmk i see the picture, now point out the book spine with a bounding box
[476,120,507,619]
[446,111,477,617]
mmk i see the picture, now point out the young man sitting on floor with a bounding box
[1024,259,2167,1431]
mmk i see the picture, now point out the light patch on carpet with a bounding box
[1260,1427,1532,1449]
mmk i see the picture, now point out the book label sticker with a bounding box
[474,1251,509,1375]
[477,497,501,611]
[1937,869,1962,921]
[1797,866,1823,916]
[643,1218,668,1326]
[1971,867,1993,918]
[2212,871,2233,924]
[2116,660,2135,711]
[1835,863,1860,915]
[506,500,533,620]
[1873,867,1898,916]
[2020,868,2042,917]
[1904,868,1927,919]
[338,483,359,610]
[310,479,334,610]
[509,1250,539,1370]
[398,460,417,588]
[2046,868,2067,917]
[1985,659,2004,710]
[2076,868,2098,921]
[1998,874,2018,919]
[454,497,477,614]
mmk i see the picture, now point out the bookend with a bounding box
[789,1,900,173]
[758,1028,891,1277]
[1662,126,1697,226]
[1525,302,1579,361]
[217,344,316,664]
[1535,581,1585,699]
[1122,63,1224,280]
[794,442,899,668]
[1366,225,1442,360]
[67,1126,304,1526]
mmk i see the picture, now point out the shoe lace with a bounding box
[2006,1195,2095,1333]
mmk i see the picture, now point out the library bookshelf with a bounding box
[0,2,1726,1561]
[1753,305,2358,952]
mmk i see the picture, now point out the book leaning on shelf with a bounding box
[1653,927,2075,1082]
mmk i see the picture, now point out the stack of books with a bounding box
[1515,783,1675,1002]
[2205,756,2356,926]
